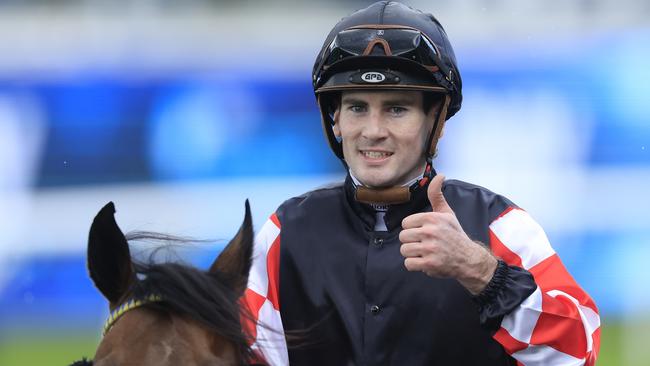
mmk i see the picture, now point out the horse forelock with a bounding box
[127,261,254,363]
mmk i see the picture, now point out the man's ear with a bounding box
[87,202,135,306]
[332,108,341,138]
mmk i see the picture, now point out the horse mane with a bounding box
[126,233,255,363]
[69,358,93,366]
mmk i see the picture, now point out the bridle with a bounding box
[69,294,162,366]
[102,294,162,336]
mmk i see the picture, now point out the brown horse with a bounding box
[71,200,259,366]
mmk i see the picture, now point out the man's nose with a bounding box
[361,111,387,140]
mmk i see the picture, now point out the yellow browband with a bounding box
[102,294,162,336]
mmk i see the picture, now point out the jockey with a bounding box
[242,2,600,365]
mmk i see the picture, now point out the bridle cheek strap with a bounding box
[102,294,162,337]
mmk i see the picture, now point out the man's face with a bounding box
[333,90,436,188]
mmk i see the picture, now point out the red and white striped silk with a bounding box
[241,214,289,366]
[489,207,601,366]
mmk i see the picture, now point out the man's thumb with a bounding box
[428,174,452,213]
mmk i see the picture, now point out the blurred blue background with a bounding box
[0,0,648,364]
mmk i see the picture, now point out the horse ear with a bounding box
[87,202,135,305]
[210,200,254,295]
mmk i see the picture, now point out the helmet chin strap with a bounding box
[354,163,434,205]
[427,94,451,157]
[353,95,450,205]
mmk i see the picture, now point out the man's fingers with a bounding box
[401,212,429,229]
[402,211,453,230]
[401,212,449,229]
[404,257,426,272]
[399,228,424,243]
[400,242,425,257]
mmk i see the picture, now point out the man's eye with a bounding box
[349,105,366,113]
[389,106,407,115]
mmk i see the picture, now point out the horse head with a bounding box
[83,201,255,366]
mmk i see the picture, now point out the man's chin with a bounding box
[355,174,396,189]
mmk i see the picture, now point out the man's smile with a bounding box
[359,150,394,161]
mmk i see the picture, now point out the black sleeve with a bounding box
[472,260,537,331]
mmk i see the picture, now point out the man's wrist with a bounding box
[458,243,498,295]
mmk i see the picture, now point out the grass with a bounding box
[0,319,647,365]
[599,319,624,365]
[0,331,99,366]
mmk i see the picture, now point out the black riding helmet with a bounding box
[312,1,462,161]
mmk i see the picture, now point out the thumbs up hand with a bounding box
[399,174,498,295]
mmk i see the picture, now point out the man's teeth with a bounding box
[362,151,392,158]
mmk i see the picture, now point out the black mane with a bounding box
[129,258,254,363]
[69,358,93,366]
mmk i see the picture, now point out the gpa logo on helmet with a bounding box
[361,72,386,83]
